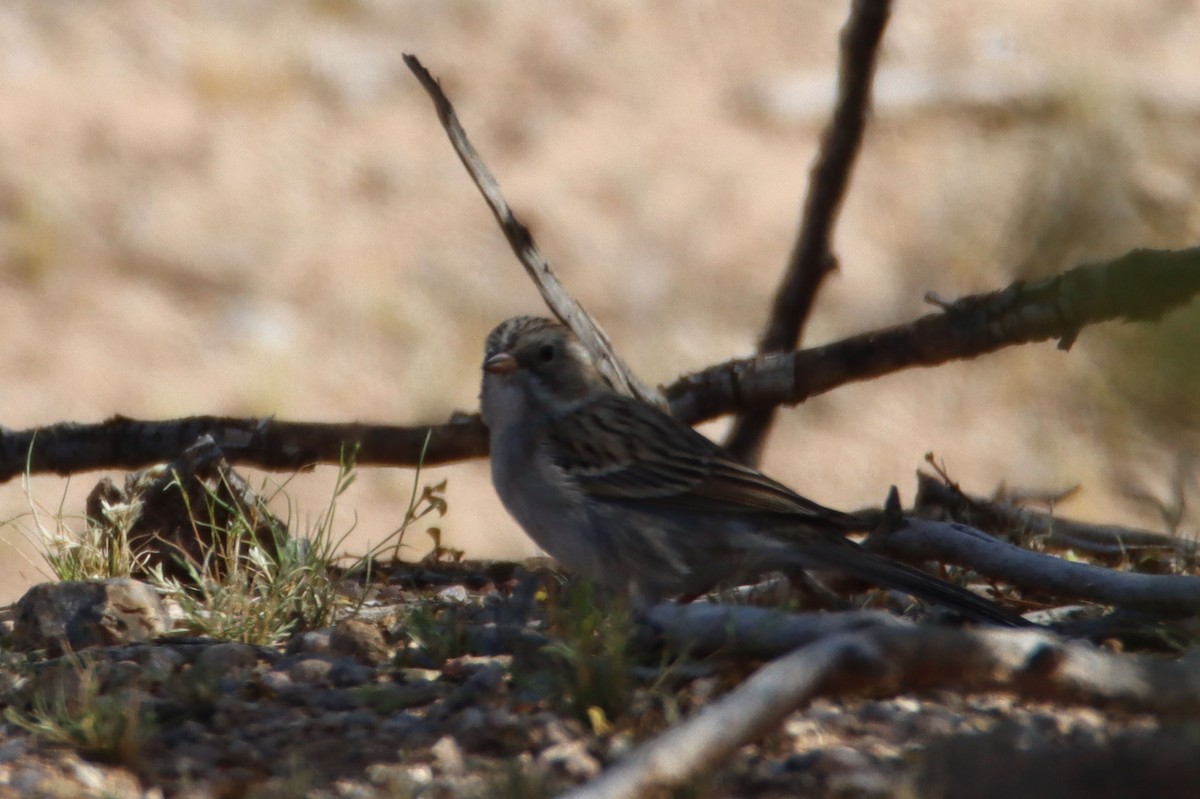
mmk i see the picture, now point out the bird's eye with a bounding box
[539,344,556,362]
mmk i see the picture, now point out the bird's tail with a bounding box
[787,541,1032,628]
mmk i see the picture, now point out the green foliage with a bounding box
[399,601,474,666]
[141,456,354,645]
[350,431,449,575]
[4,655,153,765]
[22,438,449,647]
[539,579,637,726]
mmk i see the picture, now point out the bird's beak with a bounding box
[483,352,518,375]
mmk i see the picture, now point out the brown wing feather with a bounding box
[545,394,862,528]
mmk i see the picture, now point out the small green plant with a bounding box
[15,436,451,647]
[25,488,148,582]
[350,430,449,574]
[14,436,151,582]
[147,450,360,645]
[399,602,473,666]
[539,579,638,726]
[4,655,152,765]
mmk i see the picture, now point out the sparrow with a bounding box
[480,315,1027,626]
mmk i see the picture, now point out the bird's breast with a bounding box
[489,427,612,579]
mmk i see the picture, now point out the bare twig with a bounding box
[724,0,892,463]
[869,515,1200,612]
[915,472,1199,558]
[401,54,665,409]
[668,246,1200,425]
[564,623,1200,799]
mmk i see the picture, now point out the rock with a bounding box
[286,628,333,656]
[368,762,433,793]
[0,741,144,798]
[351,681,445,712]
[431,735,465,775]
[330,619,390,665]
[258,669,293,693]
[289,656,335,684]
[11,579,168,654]
[329,658,375,688]
[454,707,525,754]
[136,645,187,682]
[192,642,259,683]
[437,585,469,602]
[539,739,601,780]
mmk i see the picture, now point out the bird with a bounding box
[480,315,1028,626]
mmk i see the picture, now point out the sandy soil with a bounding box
[2,0,1199,603]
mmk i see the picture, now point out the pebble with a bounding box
[286,629,333,655]
[258,670,293,692]
[289,657,335,684]
[539,739,600,779]
[432,735,466,774]
[193,643,259,682]
[330,619,390,665]
[437,585,469,602]
[329,659,375,687]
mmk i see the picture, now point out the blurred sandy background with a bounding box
[2,1,1199,604]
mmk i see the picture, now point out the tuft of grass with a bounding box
[21,437,449,647]
[15,438,151,583]
[4,654,153,765]
[144,457,354,645]
[26,487,150,583]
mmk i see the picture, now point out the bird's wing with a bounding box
[544,394,860,526]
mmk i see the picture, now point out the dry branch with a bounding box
[565,621,1200,799]
[0,415,487,483]
[725,0,892,463]
[401,54,665,410]
[668,245,1200,424]
[870,515,1200,612]
[915,472,1198,558]
[3,247,1198,482]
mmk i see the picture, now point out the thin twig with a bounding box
[723,0,892,463]
[915,472,1199,558]
[401,54,665,409]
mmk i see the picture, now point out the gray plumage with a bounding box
[480,315,1028,627]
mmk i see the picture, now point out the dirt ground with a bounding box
[2,0,1200,603]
